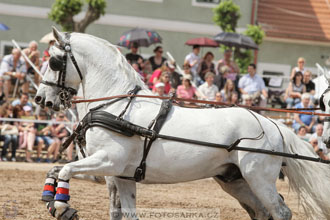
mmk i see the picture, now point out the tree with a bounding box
[213,0,265,73]
[49,0,106,33]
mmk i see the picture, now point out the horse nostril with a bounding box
[45,101,53,107]
[35,96,42,103]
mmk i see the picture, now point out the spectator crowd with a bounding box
[0,39,328,163]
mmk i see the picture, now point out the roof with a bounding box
[257,0,330,42]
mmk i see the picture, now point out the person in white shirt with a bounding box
[309,124,329,160]
[198,72,218,101]
[184,45,201,85]
[238,63,268,107]
[0,48,27,99]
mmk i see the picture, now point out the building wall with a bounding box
[0,0,329,78]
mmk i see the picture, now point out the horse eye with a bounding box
[49,56,64,71]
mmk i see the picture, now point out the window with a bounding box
[0,41,28,58]
[192,0,220,8]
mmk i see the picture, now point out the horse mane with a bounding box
[71,33,148,92]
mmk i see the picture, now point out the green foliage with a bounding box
[234,49,252,73]
[213,0,241,32]
[48,0,106,32]
[86,0,106,15]
[49,0,83,31]
[244,25,265,45]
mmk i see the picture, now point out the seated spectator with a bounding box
[132,62,147,83]
[0,103,18,162]
[147,46,167,72]
[18,105,35,162]
[297,125,311,142]
[176,74,199,99]
[242,94,254,106]
[153,72,171,94]
[182,62,194,83]
[238,63,268,107]
[153,82,166,97]
[220,79,236,103]
[49,112,69,162]
[284,71,306,109]
[0,48,27,99]
[309,124,329,160]
[198,72,218,101]
[165,61,181,90]
[12,92,33,108]
[216,49,240,85]
[290,57,306,80]
[197,51,215,82]
[303,70,315,104]
[230,92,239,105]
[0,77,6,105]
[34,110,54,163]
[23,40,41,85]
[292,93,316,133]
[215,92,223,103]
[148,65,167,89]
[214,65,229,91]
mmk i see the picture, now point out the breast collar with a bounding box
[41,32,83,108]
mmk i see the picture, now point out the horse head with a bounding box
[35,27,85,111]
[319,68,330,146]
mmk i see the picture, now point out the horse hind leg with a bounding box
[214,164,271,220]
[241,158,292,220]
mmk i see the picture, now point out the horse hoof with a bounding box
[61,208,78,220]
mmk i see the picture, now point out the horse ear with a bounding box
[52,26,65,45]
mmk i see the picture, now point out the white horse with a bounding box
[35,27,330,220]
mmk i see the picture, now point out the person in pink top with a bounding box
[176,74,199,99]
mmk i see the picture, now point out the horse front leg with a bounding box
[42,150,123,220]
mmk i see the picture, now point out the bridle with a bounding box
[41,32,83,108]
[320,86,330,122]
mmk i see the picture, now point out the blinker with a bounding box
[49,56,64,72]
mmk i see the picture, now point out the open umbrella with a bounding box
[185,37,219,47]
[40,32,55,44]
[0,23,9,31]
[214,32,258,50]
[117,27,162,48]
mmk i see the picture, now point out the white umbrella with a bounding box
[40,32,55,44]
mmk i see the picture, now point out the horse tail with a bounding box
[277,122,330,220]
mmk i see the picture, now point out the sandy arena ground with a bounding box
[0,162,306,220]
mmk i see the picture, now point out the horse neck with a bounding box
[82,50,146,100]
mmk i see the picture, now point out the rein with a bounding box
[72,94,329,117]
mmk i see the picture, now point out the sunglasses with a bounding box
[157,50,163,53]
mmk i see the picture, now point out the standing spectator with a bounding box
[238,64,268,107]
[290,57,306,79]
[125,42,144,70]
[184,45,201,84]
[176,74,199,99]
[303,70,315,98]
[220,79,236,103]
[197,51,215,82]
[12,92,33,108]
[23,40,41,85]
[309,124,329,160]
[216,49,240,83]
[292,93,316,133]
[0,48,27,99]
[284,71,306,109]
[147,46,167,71]
[198,72,218,101]
[0,77,6,105]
